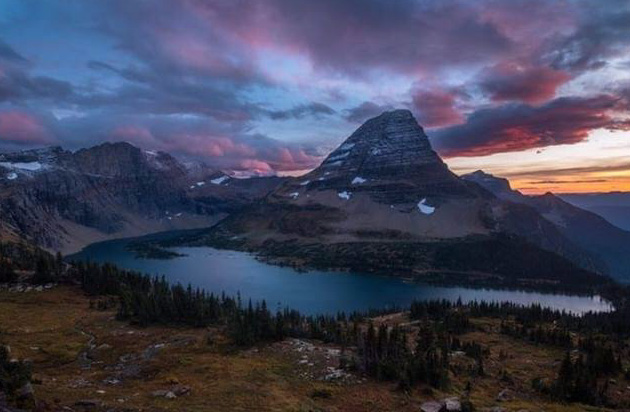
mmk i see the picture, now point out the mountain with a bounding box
[462,170,630,282]
[0,143,286,253]
[190,110,607,289]
[560,192,630,231]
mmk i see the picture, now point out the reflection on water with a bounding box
[70,236,613,316]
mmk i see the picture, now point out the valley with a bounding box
[3,2,630,410]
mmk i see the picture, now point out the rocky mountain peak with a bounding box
[461,170,513,195]
[318,109,441,176]
[276,109,478,204]
[72,141,186,178]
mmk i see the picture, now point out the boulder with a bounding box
[172,385,191,396]
[152,390,177,399]
[443,397,461,411]
[421,400,445,412]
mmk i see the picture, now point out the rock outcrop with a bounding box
[274,110,482,205]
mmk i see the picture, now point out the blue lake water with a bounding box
[70,235,613,315]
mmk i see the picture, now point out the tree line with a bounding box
[2,241,630,407]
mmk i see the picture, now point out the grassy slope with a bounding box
[0,286,616,411]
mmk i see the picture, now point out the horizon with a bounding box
[1,1,629,194]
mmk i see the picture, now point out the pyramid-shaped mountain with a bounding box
[273,109,481,205]
[197,110,608,290]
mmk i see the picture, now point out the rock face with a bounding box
[461,170,513,199]
[196,110,607,287]
[0,143,286,253]
[463,170,630,281]
[276,110,480,205]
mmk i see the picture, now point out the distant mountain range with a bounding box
[1,110,627,288]
[560,192,630,232]
[462,171,630,282]
[0,143,285,253]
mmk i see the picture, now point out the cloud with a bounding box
[0,40,28,64]
[0,39,74,103]
[266,102,336,120]
[0,110,54,145]
[503,161,630,179]
[343,102,395,124]
[479,63,571,104]
[170,0,513,77]
[545,3,630,72]
[412,88,464,127]
[106,119,323,173]
[530,179,608,184]
[434,95,630,157]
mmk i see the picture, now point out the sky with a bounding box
[0,0,629,193]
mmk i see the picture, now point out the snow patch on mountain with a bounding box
[417,198,435,215]
[351,176,367,185]
[327,151,350,162]
[0,161,44,171]
[338,191,352,200]
[210,175,230,185]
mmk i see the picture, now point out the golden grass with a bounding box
[0,287,616,411]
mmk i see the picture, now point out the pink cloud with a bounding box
[108,123,322,173]
[480,62,572,104]
[412,88,464,128]
[112,125,157,146]
[0,111,53,145]
[237,159,274,174]
[435,94,630,157]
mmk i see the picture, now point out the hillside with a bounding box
[463,171,630,282]
[0,144,286,254]
[560,192,630,232]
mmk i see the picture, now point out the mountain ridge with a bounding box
[462,170,630,282]
[0,142,287,253]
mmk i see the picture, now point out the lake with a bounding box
[69,234,613,315]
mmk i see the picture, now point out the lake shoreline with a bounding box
[68,232,614,316]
